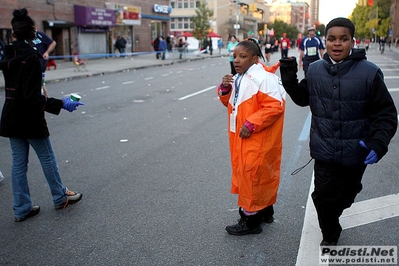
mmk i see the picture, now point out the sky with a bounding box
[319,0,358,25]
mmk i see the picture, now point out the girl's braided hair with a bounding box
[237,39,265,62]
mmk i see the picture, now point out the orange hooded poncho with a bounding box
[217,63,286,212]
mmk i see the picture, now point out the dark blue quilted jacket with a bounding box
[280,49,397,165]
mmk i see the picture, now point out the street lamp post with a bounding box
[232,0,240,38]
[235,1,239,37]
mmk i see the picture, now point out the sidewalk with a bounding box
[0,49,227,89]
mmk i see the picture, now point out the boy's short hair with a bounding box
[325,17,355,38]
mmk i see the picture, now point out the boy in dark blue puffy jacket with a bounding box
[279,17,397,246]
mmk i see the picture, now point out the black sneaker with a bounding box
[258,206,274,223]
[263,215,274,223]
[54,189,82,210]
[15,205,40,222]
[320,240,337,246]
[225,218,262,236]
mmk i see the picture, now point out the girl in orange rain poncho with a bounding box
[217,40,286,236]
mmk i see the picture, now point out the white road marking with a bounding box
[388,88,399,92]
[95,86,109,90]
[144,77,154,80]
[178,86,216,100]
[299,112,311,141]
[341,193,399,230]
[296,173,321,266]
[122,81,135,84]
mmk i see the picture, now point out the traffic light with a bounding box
[317,31,320,36]
[249,3,257,12]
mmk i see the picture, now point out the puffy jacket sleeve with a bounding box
[279,57,309,107]
[364,70,398,159]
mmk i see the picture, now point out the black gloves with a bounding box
[279,57,298,86]
[279,56,297,68]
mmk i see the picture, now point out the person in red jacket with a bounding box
[280,33,291,59]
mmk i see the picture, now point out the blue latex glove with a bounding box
[359,140,378,164]
[62,97,84,112]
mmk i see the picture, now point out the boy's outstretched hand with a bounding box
[279,56,297,68]
[279,57,298,85]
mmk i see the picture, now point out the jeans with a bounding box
[120,47,126,57]
[10,137,67,218]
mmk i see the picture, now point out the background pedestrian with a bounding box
[227,35,238,75]
[298,27,325,76]
[32,30,56,72]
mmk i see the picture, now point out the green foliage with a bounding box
[191,1,214,41]
[351,5,372,38]
[317,25,326,36]
[267,20,299,39]
[351,0,392,39]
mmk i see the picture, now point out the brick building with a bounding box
[0,0,170,59]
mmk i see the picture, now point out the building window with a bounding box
[171,17,193,30]
[170,0,198,9]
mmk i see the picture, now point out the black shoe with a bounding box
[15,206,40,222]
[258,206,274,223]
[54,188,82,210]
[225,218,262,236]
[263,215,274,223]
[320,240,337,246]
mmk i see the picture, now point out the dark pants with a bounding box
[40,59,48,73]
[230,61,236,75]
[155,48,160,59]
[312,160,366,243]
[281,48,288,59]
[303,56,319,77]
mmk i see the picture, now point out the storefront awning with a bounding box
[141,14,170,21]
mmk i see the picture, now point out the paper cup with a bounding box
[70,93,81,102]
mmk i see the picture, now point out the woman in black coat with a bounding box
[0,8,84,222]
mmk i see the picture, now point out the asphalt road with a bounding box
[0,47,398,265]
